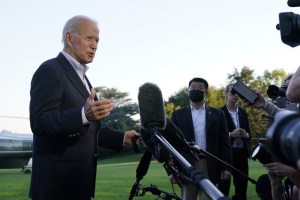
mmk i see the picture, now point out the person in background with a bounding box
[29,15,140,200]
[171,77,232,200]
[218,83,251,200]
[252,74,294,118]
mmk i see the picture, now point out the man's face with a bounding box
[189,82,206,92]
[66,20,99,64]
[226,86,239,103]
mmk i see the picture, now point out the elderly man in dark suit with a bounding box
[171,77,232,200]
[29,15,139,200]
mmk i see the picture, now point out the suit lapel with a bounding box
[57,53,90,99]
[205,106,212,133]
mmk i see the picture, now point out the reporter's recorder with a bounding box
[231,80,258,105]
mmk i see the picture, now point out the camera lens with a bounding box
[267,110,300,166]
[278,12,300,47]
[251,143,274,164]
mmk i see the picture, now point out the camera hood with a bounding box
[266,110,300,166]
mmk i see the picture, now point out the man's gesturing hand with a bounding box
[84,88,113,122]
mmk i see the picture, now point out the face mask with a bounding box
[189,89,204,102]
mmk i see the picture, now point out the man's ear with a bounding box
[205,90,209,96]
[65,32,72,47]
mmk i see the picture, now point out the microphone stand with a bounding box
[141,184,181,200]
[149,129,229,200]
[189,144,257,184]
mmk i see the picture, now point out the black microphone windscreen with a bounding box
[138,82,166,129]
[136,150,152,180]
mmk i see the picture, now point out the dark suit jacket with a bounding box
[29,53,125,200]
[219,105,251,157]
[171,105,232,184]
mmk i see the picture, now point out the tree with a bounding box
[206,85,225,108]
[94,86,139,131]
[93,86,140,157]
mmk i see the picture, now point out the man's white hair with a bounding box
[61,15,98,45]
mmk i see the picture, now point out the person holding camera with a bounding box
[287,66,300,103]
[218,83,251,200]
[253,74,294,117]
[264,162,300,200]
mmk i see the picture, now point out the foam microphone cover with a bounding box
[136,150,152,180]
[138,82,166,129]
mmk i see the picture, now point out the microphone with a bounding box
[136,150,152,180]
[138,82,166,130]
[129,150,152,200]
[138,82,197,162]
[137,83,229,199]
[138,82,170,163]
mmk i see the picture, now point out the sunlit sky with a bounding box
[1,0,300,133]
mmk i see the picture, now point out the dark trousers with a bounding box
[218,148,249,200]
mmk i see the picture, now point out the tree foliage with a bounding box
[94,86,139,131]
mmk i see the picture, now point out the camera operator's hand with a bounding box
[267,170,284,190]
[252,91,266,109]
[264,162,298,177]
[264,162,300,188]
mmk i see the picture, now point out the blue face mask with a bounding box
[189,89,204,102]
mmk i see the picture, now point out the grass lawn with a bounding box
[0,153,267,199]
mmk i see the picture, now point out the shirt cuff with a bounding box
[82,107,90,125]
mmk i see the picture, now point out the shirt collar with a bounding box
[190,103,206,110]
[61,50,89,73]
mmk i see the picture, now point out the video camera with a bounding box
[277,0,300,47]
[267,83,298,111]
[251,142,276,165]
[266,110,300,167]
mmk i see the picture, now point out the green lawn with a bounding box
[0,153,267,199]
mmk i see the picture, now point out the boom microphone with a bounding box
[138,82,166,130]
